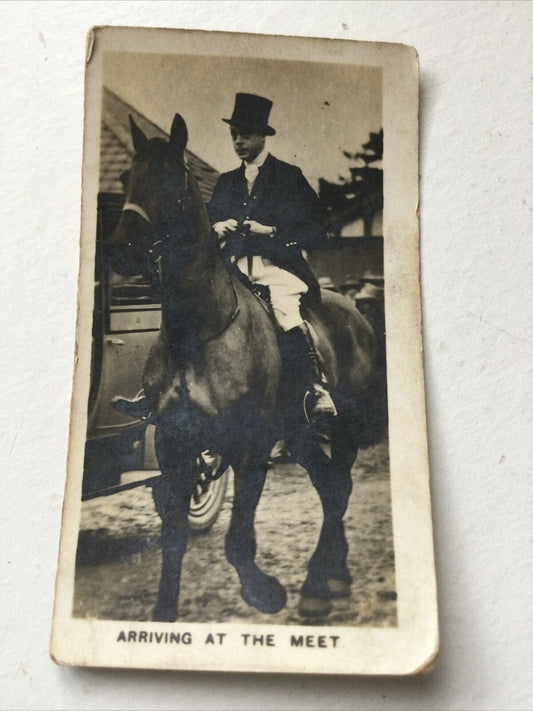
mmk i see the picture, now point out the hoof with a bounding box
[298,595,333,618]
[326,578,351,598]
[241,573,287,614]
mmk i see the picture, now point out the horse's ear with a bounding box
[129,115,148,152]
[169,114,188,159]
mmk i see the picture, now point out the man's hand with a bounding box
[213,219,239,238]
[243,220,277,237]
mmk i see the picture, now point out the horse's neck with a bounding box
[162,250,234,339]
[160,180,236,353]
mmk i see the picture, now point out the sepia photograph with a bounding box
[4,2,531,706]
[51,26,436,675]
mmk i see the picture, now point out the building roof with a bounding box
[100,88,219,203]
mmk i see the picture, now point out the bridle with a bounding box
[121,180,228,258]
[120,170,240,343]
[120,161,245,257]
[121,199,237,260]
[121,162,190,243]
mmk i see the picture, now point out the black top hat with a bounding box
[223,93,276,136]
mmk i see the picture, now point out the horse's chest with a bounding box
[172,362,249,419]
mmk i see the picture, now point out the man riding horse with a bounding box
[107,108,383,621]
[114,93,336,423]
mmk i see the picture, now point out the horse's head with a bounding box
[108,114,193,275]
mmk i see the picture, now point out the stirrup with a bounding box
[303,383,338,424]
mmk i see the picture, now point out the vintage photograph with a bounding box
[51,27,436,675]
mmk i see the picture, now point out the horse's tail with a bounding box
[309,290,388,448]
[353,360,388,449]
[356,299,388,448]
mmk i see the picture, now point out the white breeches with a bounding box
[236,256,308,331]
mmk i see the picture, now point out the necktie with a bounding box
[243,162,260,275]
[244,162,259,194]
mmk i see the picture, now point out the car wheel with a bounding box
[188,453,231,532]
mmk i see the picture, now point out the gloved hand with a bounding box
[242,220,277,237]
[212,219,239,238]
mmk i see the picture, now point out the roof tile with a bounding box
[99,88,219,202]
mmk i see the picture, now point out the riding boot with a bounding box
[281,322,337,422]
[111,389,153,420]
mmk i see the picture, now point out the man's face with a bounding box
[230,126,266,162]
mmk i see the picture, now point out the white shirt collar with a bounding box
[245,148,269,168]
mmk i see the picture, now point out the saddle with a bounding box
[238,277,316,341]
[226,259,317,334]
[226,262,281,333]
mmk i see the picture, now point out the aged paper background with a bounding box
[2,0,532,708]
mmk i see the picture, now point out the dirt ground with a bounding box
[73,440,396,627]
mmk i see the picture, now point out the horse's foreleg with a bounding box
[289,421,357,616]
[151,428,197,622]
[226,447,287,614]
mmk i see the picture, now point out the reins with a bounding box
[122,201,229,258]
[122,196,241,344]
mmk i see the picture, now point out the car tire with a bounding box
[188,461,231,532]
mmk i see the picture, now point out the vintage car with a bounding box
[82,193,229,531]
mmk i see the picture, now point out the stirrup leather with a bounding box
[298,322,338,421]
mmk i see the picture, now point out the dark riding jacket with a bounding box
[208,153,327,302]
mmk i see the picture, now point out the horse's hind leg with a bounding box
[289,421,357,616]
[151,426,197,622]
[226,447,287,614]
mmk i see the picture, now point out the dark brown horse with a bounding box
[108,114,387,622]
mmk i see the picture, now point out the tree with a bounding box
[319,129,383,238]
